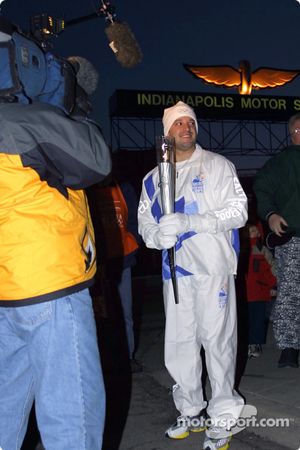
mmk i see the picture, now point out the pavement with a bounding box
[20,274,300,450]
[115,275,300,450]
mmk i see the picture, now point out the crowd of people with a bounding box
[0,19,299,447]
[254,113,300,369]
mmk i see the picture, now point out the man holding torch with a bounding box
[138,101,247,450]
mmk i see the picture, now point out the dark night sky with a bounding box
[2,0,300,159]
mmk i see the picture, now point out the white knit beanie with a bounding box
[162,101,198,136]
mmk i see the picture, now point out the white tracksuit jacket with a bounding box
[138,144,248,423]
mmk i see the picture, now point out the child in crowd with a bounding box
[245,220,277,358]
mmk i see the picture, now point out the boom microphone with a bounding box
[104,21,142,68]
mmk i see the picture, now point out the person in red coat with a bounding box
[245,220,277,358]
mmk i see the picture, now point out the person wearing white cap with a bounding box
[138,101,248,450]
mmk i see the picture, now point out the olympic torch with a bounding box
[156,135,179,304]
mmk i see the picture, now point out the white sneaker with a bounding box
[165,411,206,439]
[203,427,232,450]
[248,344,262,358]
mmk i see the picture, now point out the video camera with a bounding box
[0,15,77,115]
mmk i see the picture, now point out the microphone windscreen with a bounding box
[105,21,142,68]
[67,56,99,95]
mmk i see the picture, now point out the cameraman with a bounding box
[0,21,111,450]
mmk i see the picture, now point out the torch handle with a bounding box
[168,247,179,304]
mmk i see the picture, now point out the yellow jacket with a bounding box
[0,102,111,305]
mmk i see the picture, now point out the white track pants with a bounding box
[163,274,244,421]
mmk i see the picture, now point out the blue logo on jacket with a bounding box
[192,175,204,193]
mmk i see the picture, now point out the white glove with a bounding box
[159,212,203,234]
[159,213,190,236]
[188,214,202,233]
[152,230,177,250]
